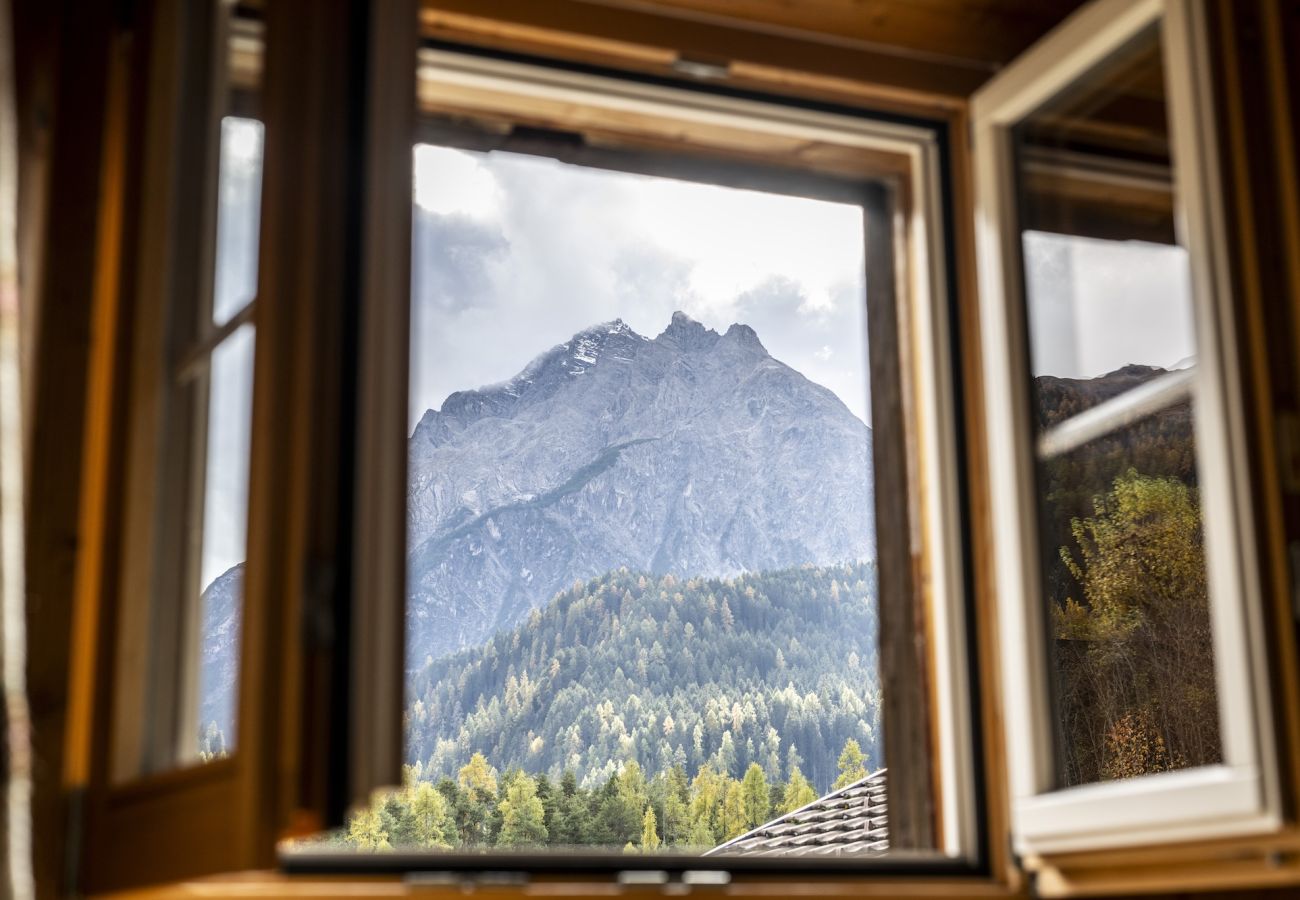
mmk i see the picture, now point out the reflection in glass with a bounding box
[212,118,264,327]
[1022,231,1194,385]
[196,325,255,756]
[1016,23,1197,418]
[193,118,263,760]
[1014,22,1222,788]
[1038,402,1218,786]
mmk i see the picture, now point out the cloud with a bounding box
[408,147,872,426]
[412,210,509,314]
[731,275,870,424]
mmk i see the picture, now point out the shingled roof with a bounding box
[704,768,889,858]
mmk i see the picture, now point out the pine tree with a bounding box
[721,780,746,840]
[498,774,548,846]
[780,767,817,813]
[409,781,455,848]
[641,806,661,852]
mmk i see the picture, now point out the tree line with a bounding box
[335,738,873,853]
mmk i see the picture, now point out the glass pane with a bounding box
[212,117,264,326]
[387,146,880,855]
[1037,398,1219,787]
[196,324,255,758]
[110,8,264,782]
[1015,24,1198,418]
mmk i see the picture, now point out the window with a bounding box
[109,4,263,783]
[58,0,1300,893]
[973,0,1279,853]
[275,47,979,869]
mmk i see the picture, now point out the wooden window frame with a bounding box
[69,0,415,892]
[972,0,1282,857]
[279,44,982,874]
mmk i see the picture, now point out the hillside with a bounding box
[406,562,880,795]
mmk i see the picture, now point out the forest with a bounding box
[405,562,881,795]
[331,738,874,853]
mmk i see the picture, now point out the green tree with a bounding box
[780,767,817,813]
[1055,469,1217,784]
[498,773,548,846]
[641,806,661,852]
[409,781,455,848]
[456,752,499,845]
[833,738,868,789]
[739,763,769,829]
[347,801,391,851]
[688,764,723,844]
[720,779,746,840]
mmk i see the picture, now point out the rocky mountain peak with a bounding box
[657,310,721,352]
[405,313,875,663]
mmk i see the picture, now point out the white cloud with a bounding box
[409,146,871,425]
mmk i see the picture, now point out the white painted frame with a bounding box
[972,0,1280,855]
[415,48,978,858]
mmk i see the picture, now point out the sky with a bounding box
[1022,230,1197,379]
[200,118,262,590]
[408,145,872,429]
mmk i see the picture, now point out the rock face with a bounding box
[405,312,875,664]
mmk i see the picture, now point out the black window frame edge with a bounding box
[278,36,988,882]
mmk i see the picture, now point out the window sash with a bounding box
[304,47,980,865]
[972,0,1280,854]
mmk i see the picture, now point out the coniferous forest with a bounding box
[406,563,881,798]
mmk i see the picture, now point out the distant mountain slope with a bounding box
[198,563,243,749]
[406,562,880,794]
[406,312,875,662]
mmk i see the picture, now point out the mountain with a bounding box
[406,563,880,794]
[405,312,875,663]
[198,563,243,750]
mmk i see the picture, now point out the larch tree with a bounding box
[833,737,868,789]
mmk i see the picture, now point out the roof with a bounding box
[704,769,889,858]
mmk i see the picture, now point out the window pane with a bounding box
[212,118,264,327]
[196,324,255,757]
[1015,24,1196,418]
[392,146,880,854]
[1037,397,1219,787]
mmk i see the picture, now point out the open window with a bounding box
[275,44,982,873]
[73,0,989,886]
[973,0,1281,856]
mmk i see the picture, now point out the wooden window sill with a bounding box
[89,871,1024,900]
